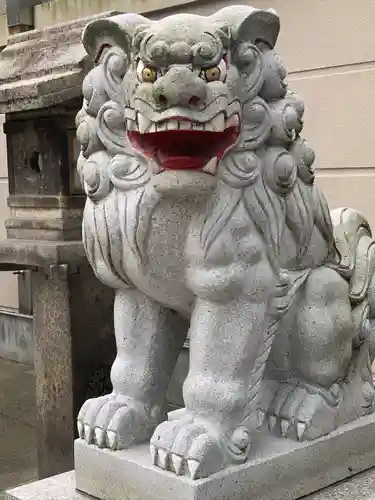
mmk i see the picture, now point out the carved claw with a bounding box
[280,419,290,437]
[107,430,117,450]
[77,394,164,450]
[297,422,307,441]
[187,459,200,480]
[95,427,106,447]
[269,415,277,433]
[266,380,341,441]
[84,424,93,444]
[150,444,158,465]
[77,420,84,439]
[150,416,251,479]
[157,449,169,470]
[171,454,183,475]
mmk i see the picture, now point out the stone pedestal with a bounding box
[7,468,375,500]
[72,411,375,500]
[6,412,375,500]
[8,411,375,500]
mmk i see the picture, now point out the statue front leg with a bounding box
[151,258,276,479]
[78,288,188,450]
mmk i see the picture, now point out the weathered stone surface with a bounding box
[75,3,375,484]
[7,413,375,500]
[32,264,115,479]
[0,240,86,270]
[4,104,84,240]
[6,472,81,500]
[9,467,375,500]
[0,10,120,113]
[74,411,375,500]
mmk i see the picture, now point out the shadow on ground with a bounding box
[0,359,37,499]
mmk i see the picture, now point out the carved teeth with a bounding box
[204,121,215,132]
[179,121,192,130]
[135,111,238,134]
[157,122,167,132]
[137,113,152,134]
[125,107,137,120]
[202,157,217,175]
[166,120,179,130]
[226,114,240,129]
[210,112,225,131]
[126,119,137,131]
[193,122,204,130]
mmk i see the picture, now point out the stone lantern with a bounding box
[0,13,119,479]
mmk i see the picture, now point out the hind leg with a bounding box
[267,267,354,440]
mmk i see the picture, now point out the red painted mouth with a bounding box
[128,127,239,171]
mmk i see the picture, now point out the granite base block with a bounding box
[5,473,81,500]
[7,412,375,500]
[72,412,375,500]
[7,467,375,500]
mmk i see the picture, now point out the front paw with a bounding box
[77,394,166,450]
[150,414,251,479]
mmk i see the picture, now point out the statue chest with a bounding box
[120,193,207,316]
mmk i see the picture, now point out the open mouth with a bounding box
[128,113,241,173]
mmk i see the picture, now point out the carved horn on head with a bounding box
[82,13,151,63]
[233,9,280,49]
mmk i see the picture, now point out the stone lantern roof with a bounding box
[0,10,119,113]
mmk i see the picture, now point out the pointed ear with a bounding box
[232,9,280,49]
[82,18,131,63]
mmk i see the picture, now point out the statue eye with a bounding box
[201,58,227,83]
[137,60,158,83]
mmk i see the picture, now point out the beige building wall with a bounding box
[0,115,18,310]
[0,1,18,310]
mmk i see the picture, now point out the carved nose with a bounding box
[155,93,203,107]
[152,68,207,108]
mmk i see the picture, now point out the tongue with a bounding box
[160,155,209,170]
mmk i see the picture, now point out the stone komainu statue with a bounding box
[76,5,375,480]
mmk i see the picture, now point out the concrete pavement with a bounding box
[0,359,37,499]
